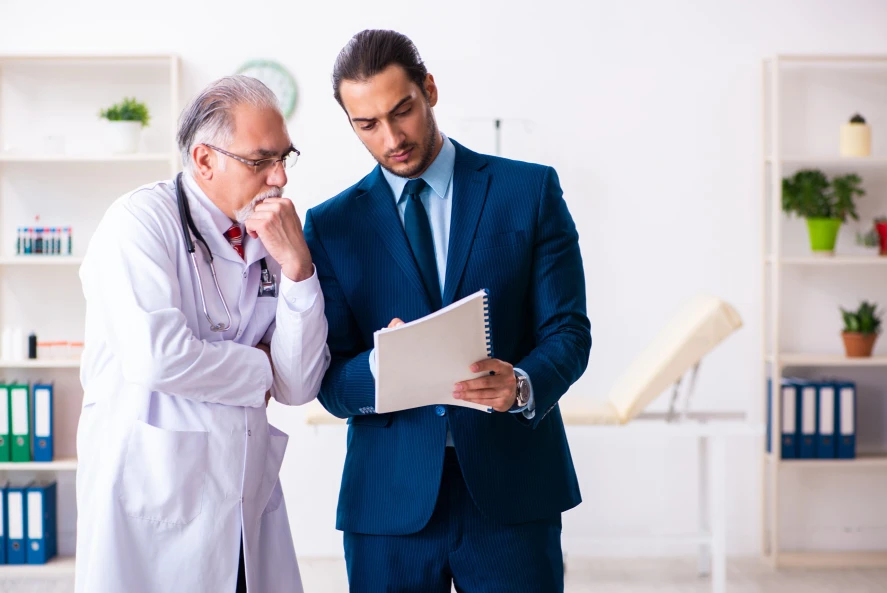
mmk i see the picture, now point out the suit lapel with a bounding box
[443,142,490,307]
[357,166,432,309]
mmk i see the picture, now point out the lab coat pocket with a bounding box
[119,421,209,525]
[261,424,288,515]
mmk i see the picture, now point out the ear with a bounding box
[424,73,438,108]
[192,144,216,180]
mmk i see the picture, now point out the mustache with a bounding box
[253,187,283,203]
[386,144,415,158]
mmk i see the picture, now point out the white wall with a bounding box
[2,0,887,560]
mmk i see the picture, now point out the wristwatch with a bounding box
[514,372,530,408]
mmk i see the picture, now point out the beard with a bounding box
[375,106,439,179]
[234,186,282,224]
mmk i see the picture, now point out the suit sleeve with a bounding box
[303,209,376,418]
[514,166,592,428]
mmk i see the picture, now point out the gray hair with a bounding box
[176,75,281,172]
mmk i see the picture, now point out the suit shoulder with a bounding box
[308,176,366,223]
[484,154,552,183]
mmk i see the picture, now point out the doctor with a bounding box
[75,75,330,593]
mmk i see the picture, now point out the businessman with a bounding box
[305,29,591,592]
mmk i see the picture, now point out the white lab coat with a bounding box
[74,174,330,593]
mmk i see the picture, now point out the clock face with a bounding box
[235,59,298,120]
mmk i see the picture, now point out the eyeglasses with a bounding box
[203,143,300,174]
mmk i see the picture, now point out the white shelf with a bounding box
[766,255,887,265]
[0,458,77,471]
[0,153,174,163]
[0,555,75,577]
[0,360,80,369]
[767,453,887,468]
[0,257,83,266]
[0,54,175,63]
[768,354,887,367]
[766,155,887,165]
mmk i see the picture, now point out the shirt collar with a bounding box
[381,132,455,204]
[182,172,237,235]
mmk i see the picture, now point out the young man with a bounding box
[76,76,329,593]
[305,30,591,592]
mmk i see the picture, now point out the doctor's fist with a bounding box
[245,197,313,282]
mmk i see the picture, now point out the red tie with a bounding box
[224,225,244,260]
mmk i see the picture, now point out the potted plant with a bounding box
[856,216,887,256]
[840,113,871,157]
[840,300,882,357]
[782,169,864,255]
[99,97,150,154]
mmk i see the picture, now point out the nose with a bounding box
[266,160,288,188]
[381,122,405,152]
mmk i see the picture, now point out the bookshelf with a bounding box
[762,54,887,569]
[0,53,180,581]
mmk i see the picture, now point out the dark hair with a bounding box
[332,29,428,109]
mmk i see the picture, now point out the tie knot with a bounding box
[403,178,427,200]
[224,225,245,260]
[224,225,243,242]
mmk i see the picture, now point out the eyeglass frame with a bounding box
[203,143,300,173]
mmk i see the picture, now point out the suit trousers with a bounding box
[344,449,564,593]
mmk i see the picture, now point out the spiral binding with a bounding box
[483,289,493,358]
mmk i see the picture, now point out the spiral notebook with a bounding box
[374,289,493,414]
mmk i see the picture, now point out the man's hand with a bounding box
[245,197,313,282]
[453,359,517,412]
[256,342,273,407]
[387,318,405,329]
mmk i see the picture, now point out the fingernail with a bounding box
[453,392,462,399]
[471,365,479,372]
[454,383,463,391]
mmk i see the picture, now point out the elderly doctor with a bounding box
[74,75,330,593]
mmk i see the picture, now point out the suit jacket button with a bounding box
[435,406,446,417]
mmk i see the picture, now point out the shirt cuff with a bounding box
[278,265,320,314]
[509,367,536,419]
[368,348,377,379]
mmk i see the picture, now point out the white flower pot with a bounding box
[106,120,142,154]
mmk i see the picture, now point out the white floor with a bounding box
[6,557,886,592]
[299,557,887,593]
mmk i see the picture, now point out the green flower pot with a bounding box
[806,218,842,255]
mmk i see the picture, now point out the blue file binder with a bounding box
[767,378,798,459]
[25,481,56,564]
[835,381,856,459]
[6,484,27,564]
[31,384,53,463]
[816,383,837,459]
[796,380,817,459]
[0,481,7,564]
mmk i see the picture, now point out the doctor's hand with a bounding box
[245,198,313,283]
[452,359,517,413]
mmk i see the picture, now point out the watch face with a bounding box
[235,59,299,120]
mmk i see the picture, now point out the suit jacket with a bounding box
[304,139,591,535]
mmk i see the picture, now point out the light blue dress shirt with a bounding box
[368,133,535,446]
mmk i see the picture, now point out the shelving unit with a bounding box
[762,54,887,569]
[0,54,180,582]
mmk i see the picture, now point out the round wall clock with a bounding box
[235,59,298,120]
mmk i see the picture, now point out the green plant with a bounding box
[99,97,150,127]
[841,300,882,335]
[782,169,863,221]
[831,174,865,220]
[856,215,887,247]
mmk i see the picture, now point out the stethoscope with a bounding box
[175,172,277,333]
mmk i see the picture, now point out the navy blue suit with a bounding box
[305,140,591,592]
